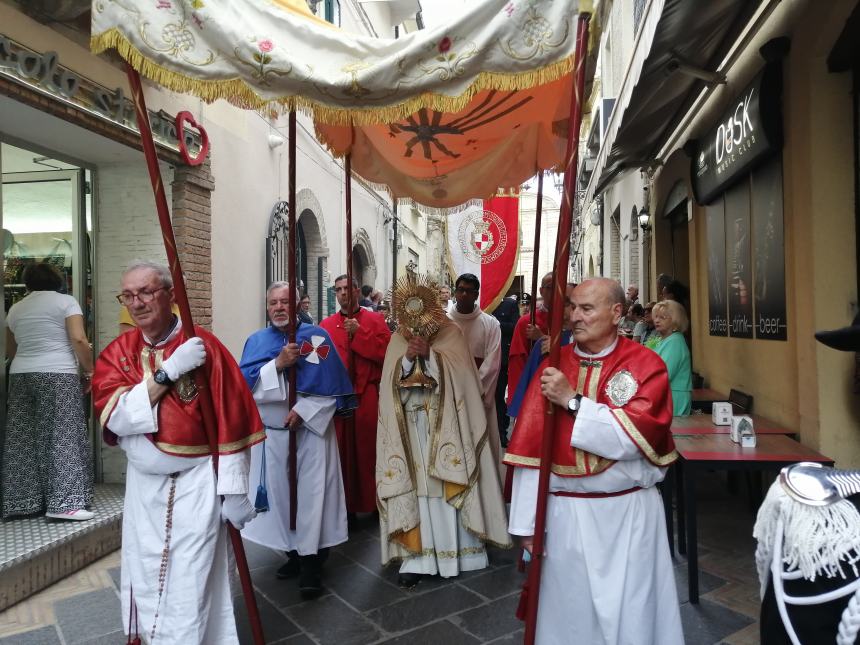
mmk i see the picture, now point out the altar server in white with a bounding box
[447,272,504,471]
[93,261,264,644]
[504,278,684,645]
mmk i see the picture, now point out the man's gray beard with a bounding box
[271,319,290,330]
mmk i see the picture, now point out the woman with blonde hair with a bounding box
[652,299,692,416]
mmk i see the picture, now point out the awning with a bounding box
[582,0,764,207]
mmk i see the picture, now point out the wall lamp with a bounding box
[665,56,726,86]
[268,133,286,149]
[638,206,652,232]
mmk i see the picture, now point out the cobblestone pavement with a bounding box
[0,470,765,644]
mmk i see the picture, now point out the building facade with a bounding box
[583,0,860,465]
[576,0,650,297]
[0,0,429,485]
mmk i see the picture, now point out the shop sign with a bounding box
[691,65,783,205]
[0,34,201,156]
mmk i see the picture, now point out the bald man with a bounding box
[504,278,683,645]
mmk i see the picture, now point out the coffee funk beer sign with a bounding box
[0,34,202,157]
[691,66,783,205]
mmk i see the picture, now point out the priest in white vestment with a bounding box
[239,282,355,599]
[377,319,511,589]
[93,261,264,644]
[505,278,685,645]
[446,273,504,473]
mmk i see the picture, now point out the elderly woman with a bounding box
[2,262,95,520]
[652,299,692,416]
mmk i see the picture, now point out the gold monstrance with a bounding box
[390,273,448,389]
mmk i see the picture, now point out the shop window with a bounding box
[705,155,786,340]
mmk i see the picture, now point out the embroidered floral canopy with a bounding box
[91,0,593,206]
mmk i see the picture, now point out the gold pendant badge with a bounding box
[175,374,199,403]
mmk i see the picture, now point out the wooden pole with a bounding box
[522,14,590,645]
[529,172,544,327]
[125,65,265,645]
[343,153,360,506]
[287,110,299,531]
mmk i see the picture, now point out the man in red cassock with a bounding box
[506,272,553,406]
[504,277,683,645]
[93,261,264,644]
[320,274,391,515]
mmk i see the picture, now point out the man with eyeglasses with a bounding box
[447,273,504,472]
[92,260,265,643]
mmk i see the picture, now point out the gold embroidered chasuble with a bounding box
[377,323,511,562]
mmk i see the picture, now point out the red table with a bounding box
[665,434,833,603]
[671,413,796,435]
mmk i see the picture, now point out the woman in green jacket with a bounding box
[652,299,692,416]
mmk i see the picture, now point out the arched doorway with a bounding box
[296,189,329,321]
[351,228,377,289]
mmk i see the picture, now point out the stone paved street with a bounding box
[0,470,765,644]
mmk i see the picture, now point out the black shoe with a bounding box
[299,554,324,600]
[276,551,300,579]
[397,572,421,589]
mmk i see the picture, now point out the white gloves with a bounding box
[162,337,206,381]
[221,494,257,529]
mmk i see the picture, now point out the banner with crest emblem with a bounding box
[446,193,520,312]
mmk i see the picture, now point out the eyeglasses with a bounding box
[116,287,167,306]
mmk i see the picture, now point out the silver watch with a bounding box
[567,394,583,413]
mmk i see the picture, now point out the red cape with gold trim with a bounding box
[504,337,677,477]
[93,325,265,457]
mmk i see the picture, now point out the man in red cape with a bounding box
[504,278,683,645]
[319,274,391,515]
[93,261,264,643]
[506,272,553,406]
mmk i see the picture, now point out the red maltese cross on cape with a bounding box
[300,335,331,364]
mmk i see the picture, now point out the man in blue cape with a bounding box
[239,281,355,599]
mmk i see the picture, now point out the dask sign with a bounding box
[691,65,783,205]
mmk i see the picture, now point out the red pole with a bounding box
[523,14,590,645]
[125,65,265,645]
[529,172,545,328]
[287,110,299,531]
[343,154,360,503]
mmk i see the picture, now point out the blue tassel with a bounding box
[254,440,269,512]
[254,484,269,512]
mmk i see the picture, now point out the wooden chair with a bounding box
[729,388,754,413]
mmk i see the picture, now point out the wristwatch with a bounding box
[567,393,583,413]
[153,368,174,386]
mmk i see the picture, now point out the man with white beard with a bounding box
[239,282,355,599]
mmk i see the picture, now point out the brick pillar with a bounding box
[172,159,214,328]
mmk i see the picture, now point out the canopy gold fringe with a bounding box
[91,29,575,127]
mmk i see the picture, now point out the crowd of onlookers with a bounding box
[617,273,692,416]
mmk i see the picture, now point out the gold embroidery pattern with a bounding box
[411,545,486,559]
[100,385,132,427]
[504,452,617,477]
[586,362,602,400]
[154,428,266,456]
[612,408,678,467]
